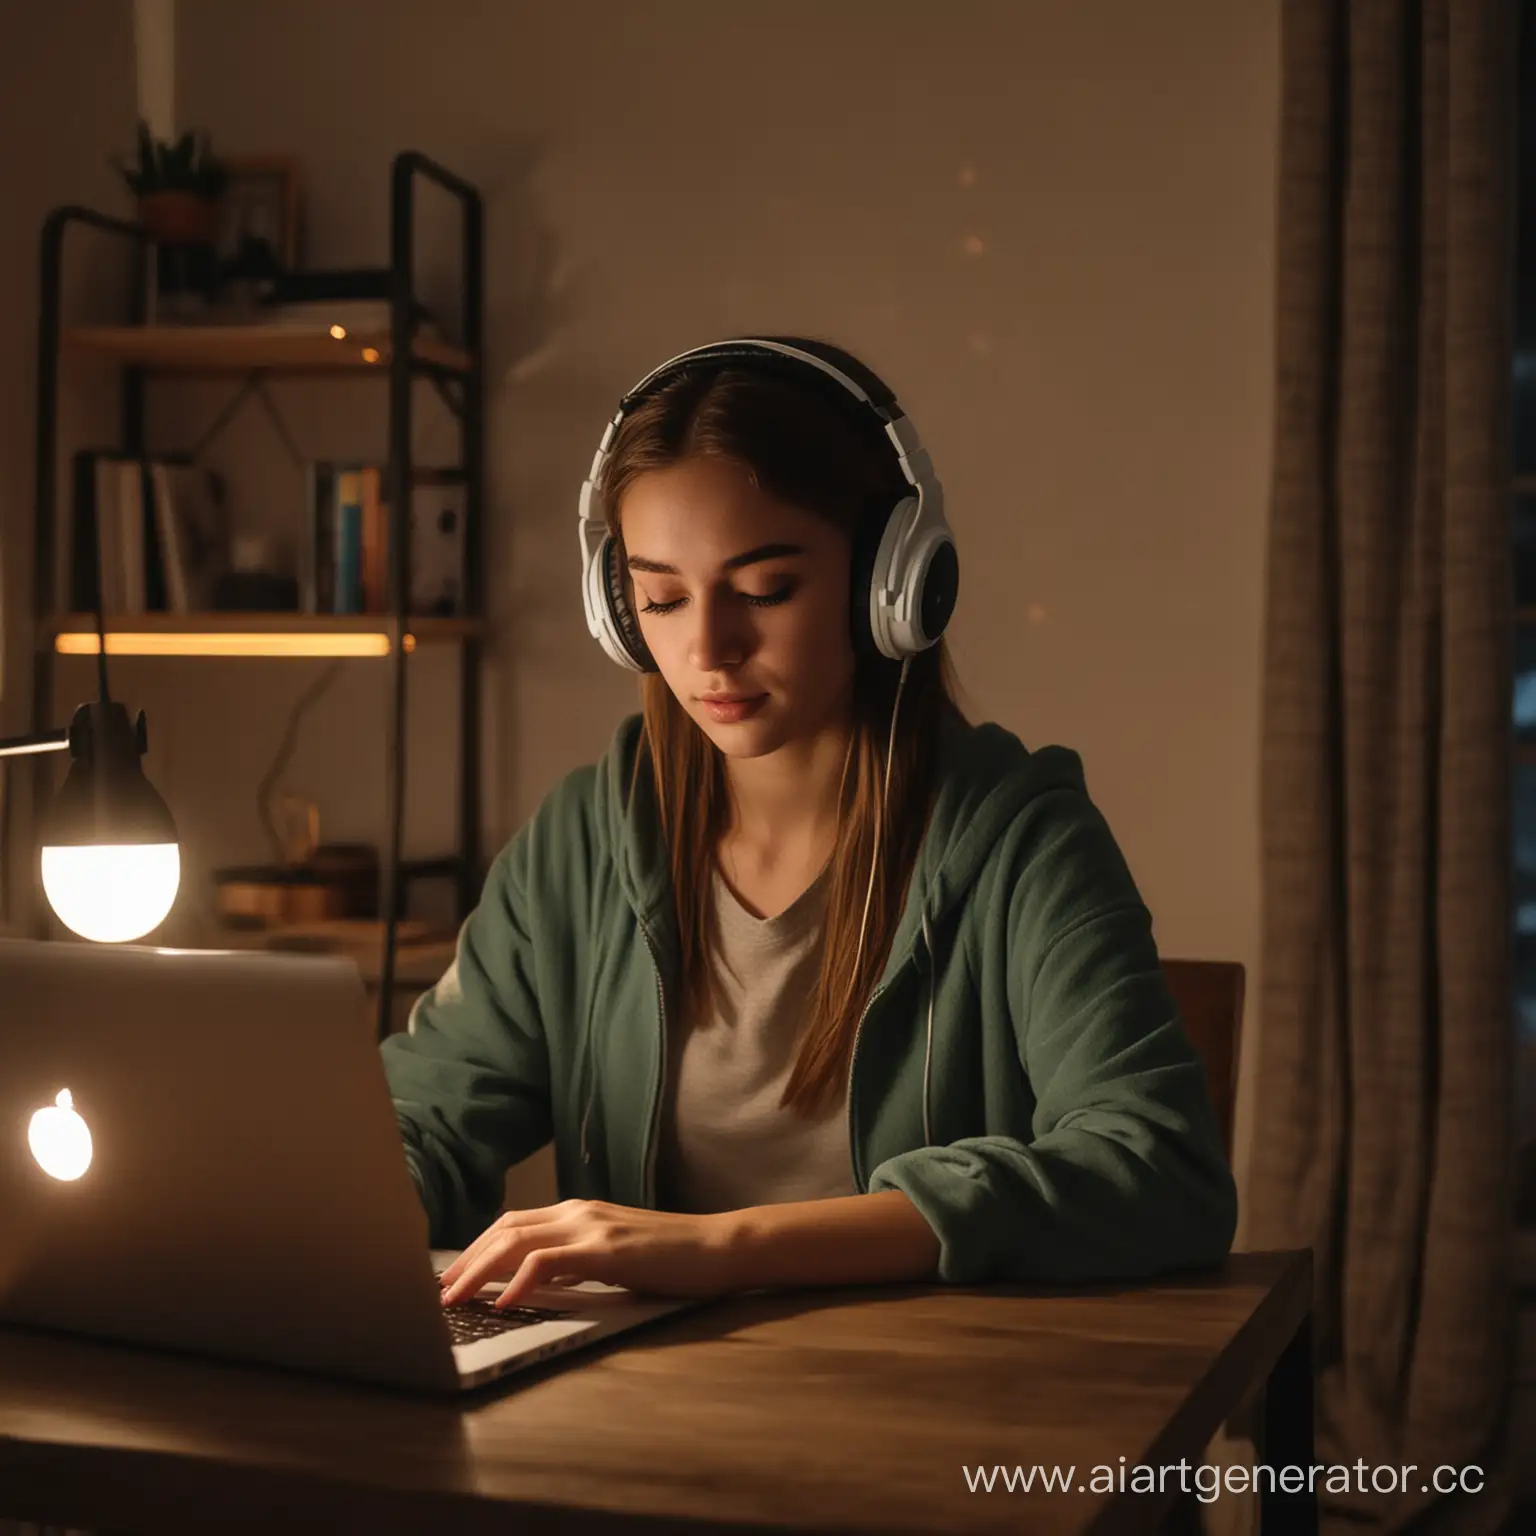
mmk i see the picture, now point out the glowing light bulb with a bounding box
[28,1088,93,1181]
[329,324,347,340]
[41,842,180,942]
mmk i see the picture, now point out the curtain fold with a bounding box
[1246,2,1518,1532]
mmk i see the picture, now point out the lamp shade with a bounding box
[39,700,180,942]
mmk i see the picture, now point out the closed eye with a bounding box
[639,584,796,615]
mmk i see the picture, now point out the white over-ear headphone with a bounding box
[576,335,959,672]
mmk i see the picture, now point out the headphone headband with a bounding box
[621,336,896,414]
[578,336,959,670]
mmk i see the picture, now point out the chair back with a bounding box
[1161,959,1245,1160]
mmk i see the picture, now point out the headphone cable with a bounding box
[850,655,912,989]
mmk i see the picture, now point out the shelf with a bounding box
[60,324,472,375]
[208,920,457,989]
[46,612,484,657]
[14,155,488,1018]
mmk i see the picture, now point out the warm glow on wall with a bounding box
[55,631,417,658]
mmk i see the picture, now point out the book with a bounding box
[139,464,166,612]
[69,451,189,614]
[360,465,387,612]
[334,467,363,613]
[92,455,122,609]
[300,459,467,616]
[300,462,336,613]
[116,461,144,611]
[149,462,191,612]
[68,451,101,611]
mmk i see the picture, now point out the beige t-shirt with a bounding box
[654,860,857,1213]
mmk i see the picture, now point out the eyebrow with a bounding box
[624,542,807,575]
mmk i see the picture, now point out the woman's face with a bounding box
[618,455,856,759]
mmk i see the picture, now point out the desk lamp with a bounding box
[0,589,179,943]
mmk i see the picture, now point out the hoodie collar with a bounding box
[598,709,1087,980]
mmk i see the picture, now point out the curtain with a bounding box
[1245,2,1519,1533]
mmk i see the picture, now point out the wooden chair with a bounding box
[1154,959,1248,1536]
[1161,959,1245,1160]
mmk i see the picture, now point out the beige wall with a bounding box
[2,2,1279,1198]
[174,0,1280,1209]
[0,0,140,913]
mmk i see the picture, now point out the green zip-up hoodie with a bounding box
[380,710,1238,1284]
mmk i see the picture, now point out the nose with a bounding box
[686,589,750,673]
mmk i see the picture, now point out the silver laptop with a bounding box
[0,936,700,1392]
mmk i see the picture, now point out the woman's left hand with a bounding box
[437,1199,739,1309]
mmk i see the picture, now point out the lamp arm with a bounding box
[0,729,70,760]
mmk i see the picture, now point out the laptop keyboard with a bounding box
[441,1297,577,1345]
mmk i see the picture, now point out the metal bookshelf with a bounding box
[6,150,485,1042]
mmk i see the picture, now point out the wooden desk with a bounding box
[0,1249,1312,1536]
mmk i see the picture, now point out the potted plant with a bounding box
[114,120,227,246]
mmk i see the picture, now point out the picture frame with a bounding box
[216,153,301,273]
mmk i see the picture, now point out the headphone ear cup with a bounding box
[848,491,892,657]
[603,538,657,672]
[915,536,960,648]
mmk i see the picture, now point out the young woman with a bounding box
[382,337,1238,1310]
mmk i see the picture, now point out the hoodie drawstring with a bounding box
[578,1010,597,1165]
[921,910,935,1147]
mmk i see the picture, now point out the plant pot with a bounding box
[137,189,219,247]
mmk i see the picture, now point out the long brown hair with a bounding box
[602,357,972,1116]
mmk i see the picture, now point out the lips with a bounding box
[700,694,766,723]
